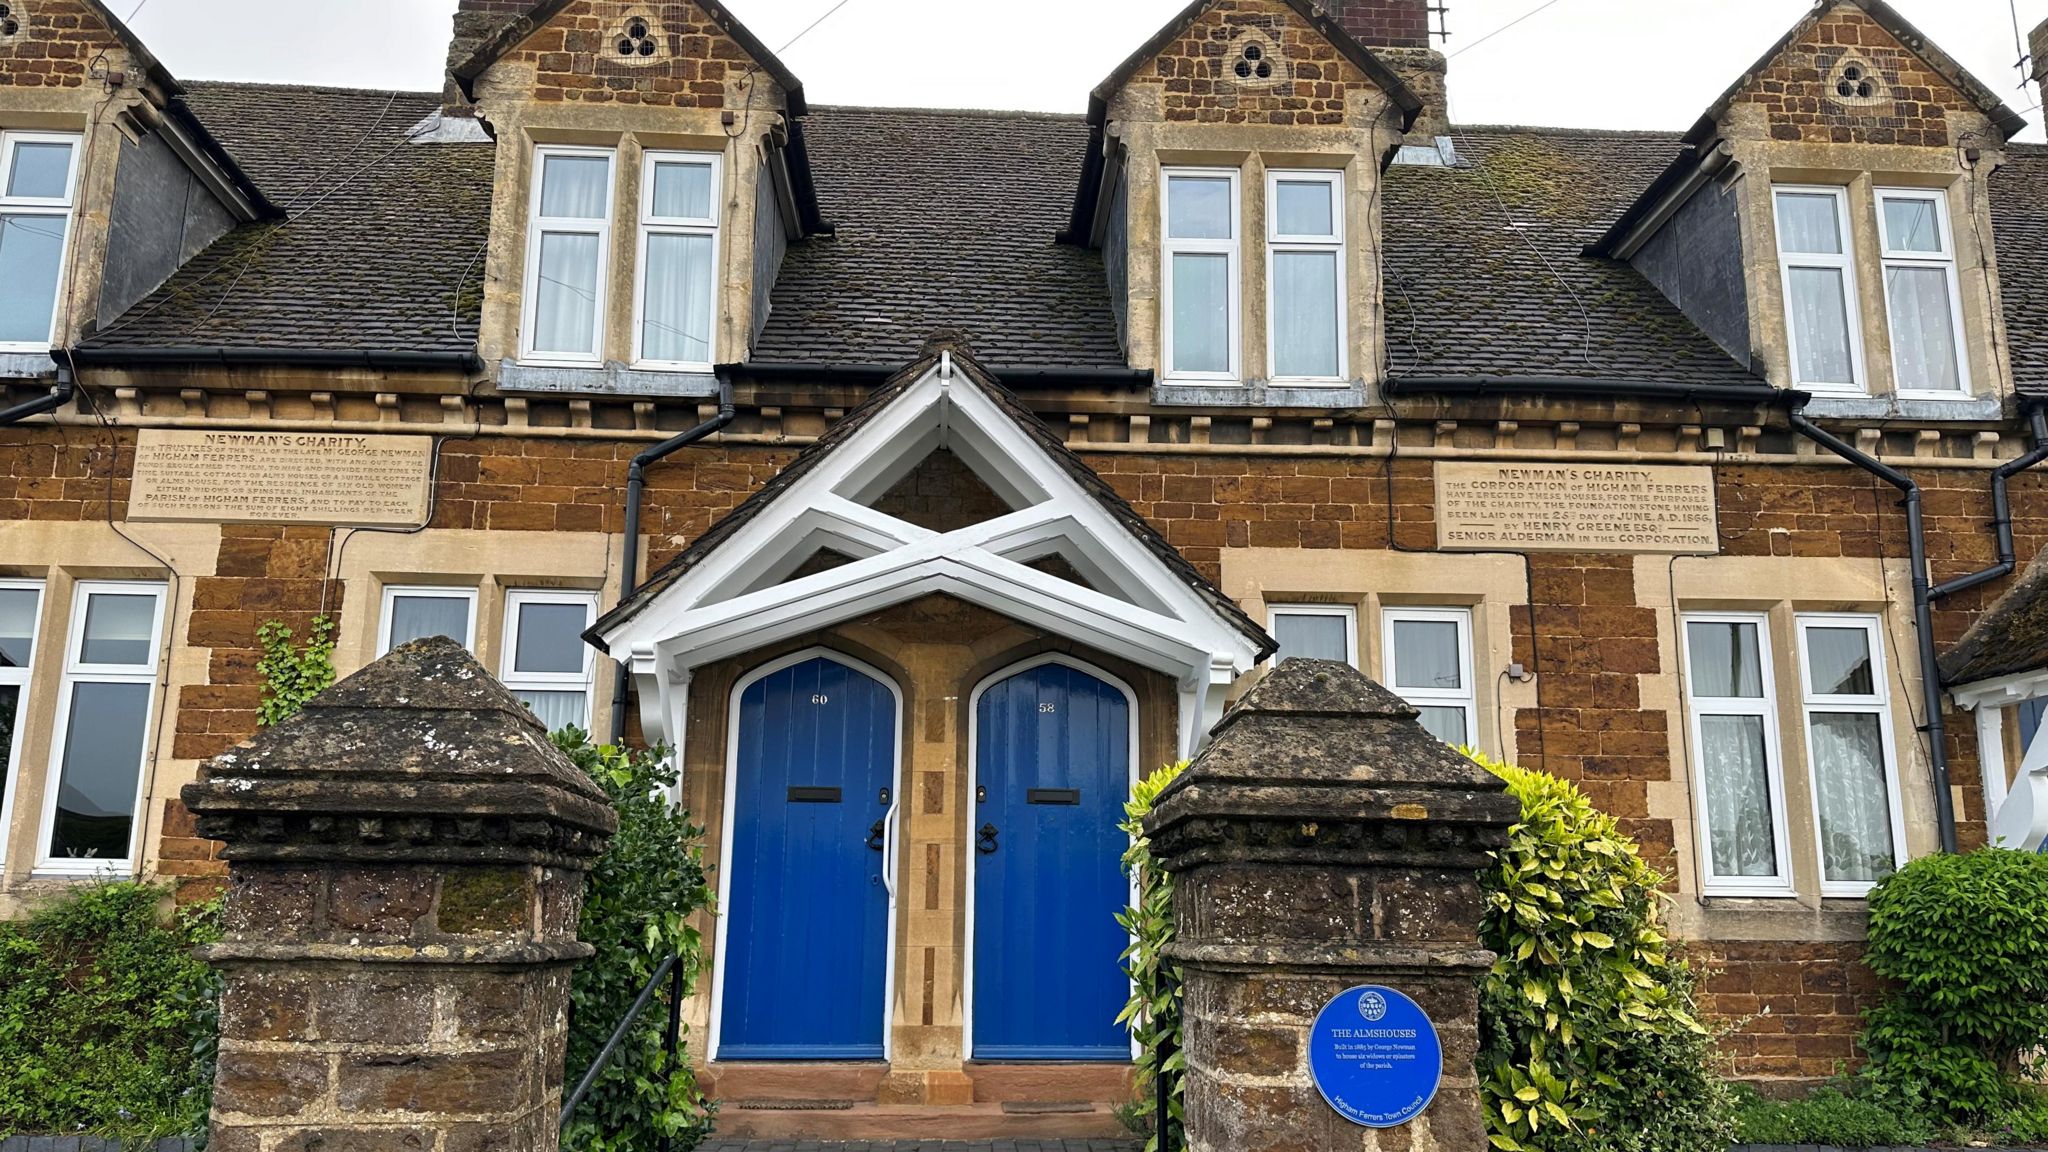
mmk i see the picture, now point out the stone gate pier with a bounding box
[182,637,618,1152]
[1146,659,1517,1151]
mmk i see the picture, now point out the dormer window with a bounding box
[633,151,720,371]
[1875,188,1967,395]
[1773,185,1864,393]
[521,145,617,365]
[1162,168,1241,382]
[1267,170,1345,381]
[0,130,81,351]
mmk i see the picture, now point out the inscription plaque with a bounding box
[130,430,433,526]
[1435,462,1718,554]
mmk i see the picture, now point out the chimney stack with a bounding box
[444,0,532,115]
[1321,0,1448,136]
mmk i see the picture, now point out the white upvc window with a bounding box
[633,151,721,371]
[1681,612,1795,895]
[1268,603,1357,667]
[1773,185,1865,393]
[1874,187,1969,396]
[0,131,83,351]
[1794,614,1905,894]
[0,579,46,869]
[521,145,617,365]
[1265,169,1346,382]
[1382,607,1475,748]
[1161,167,1240,382]
[378,585,479,656]
[500,590,598,734]
[37,581,166,875]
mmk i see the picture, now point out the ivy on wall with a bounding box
[1117,761,1187,1152]
[254,617,335,728]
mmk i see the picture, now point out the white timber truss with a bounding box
[597,352,1268,766]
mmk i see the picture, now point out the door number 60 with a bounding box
[811,694,830,705]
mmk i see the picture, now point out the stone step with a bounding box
[710,1102,1133,1141]
[967,1062,1136,1104]
[700,1061,892,1103]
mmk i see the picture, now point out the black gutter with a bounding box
[1928,399,2048,601]
[1382,374,1782,405]
[1784,398,1959,854]
[0,365,77,427]
[609,373,737,743]
[720,361,1156,389]
[63,346,484,372]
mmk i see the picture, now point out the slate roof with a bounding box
[80,84,494,360]
[1940,547,2048,687]
[1381,128,1765,388]
[1993,145,2048,395]
[748,107,1127,370]
[592,345,1275,658]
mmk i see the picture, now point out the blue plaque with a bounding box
[1308,985,1443,1128]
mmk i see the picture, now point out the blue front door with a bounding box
[972,661,1132,1061]
[721,655,896,1060]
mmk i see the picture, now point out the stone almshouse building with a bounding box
[4,0,2048,1133]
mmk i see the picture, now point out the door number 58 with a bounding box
[1038,702,1057,713]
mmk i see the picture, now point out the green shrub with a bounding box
[255,616,335,728]
[1471,752,1734,1152]
[1117,761,1186,1152]
[1731,1083,1936,1146]
[1857,848,2048,1125]
[554,729,717,1152]
[0,882,222,1138]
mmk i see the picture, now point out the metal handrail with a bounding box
[559,951,687,1152]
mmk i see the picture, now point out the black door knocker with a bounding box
[976,822,1000,854]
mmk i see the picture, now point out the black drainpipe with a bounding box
[0,365,76,426]
[609,375,737,743]
[1787,397,2048,854]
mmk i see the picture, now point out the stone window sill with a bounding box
[1152,380,1368,407]
[498,359,720,398]
[1799,393,2005,421]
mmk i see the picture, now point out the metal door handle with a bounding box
[977,823,999,854]
[866,819,886,851]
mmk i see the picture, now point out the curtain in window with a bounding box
[534,232,601,355]
[1881,197,1941,252]
[1273,613,1348,663]
[1699,714,1778,877]
[1273,250,1338,377]
[515,689,588,734]
[1787,266,1854,383]
[0,213,67,343]
[1885,265,1961,391]
[80,594,156,665]
[540,155,608,218]
[1804,626,1874,694]
[1810,712,1894,883]
[642,233,713,363]
[1391,619,1461,690]
[1171,252,1229,373]
[389,597,470,650]
[1687,621,1763,697]
[1776,193,1843,254]
[652,161,713,219]
[1416,706,1468,747]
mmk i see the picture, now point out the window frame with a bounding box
[1772,184,1867,395]
[630,149,723,373]
[35,580,166,876]
[0,129,85,353]
[0,578,47,872]
[1873,186,1971,398]
[1263,168,1348,384]
[1160,165,1242,384]
[1380,606,1476,747]
[377,585,480,656]
[1793,613,1907,896]
[1678,610,1797,897]
[1267,603,1359,668]
[499,589,599,733]
[519,143,618,368]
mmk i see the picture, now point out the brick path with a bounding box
[698,1142,1142,1152]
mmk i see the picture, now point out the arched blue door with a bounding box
[720,654,897,1060]
[972,660,1132,1061]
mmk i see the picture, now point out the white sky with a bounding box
[124,0,2048,143]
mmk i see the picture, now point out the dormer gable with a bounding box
[1067,0,1425,400]
[0,0,268,373]
[452,0,825,397]
[1593,0,2026,408]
